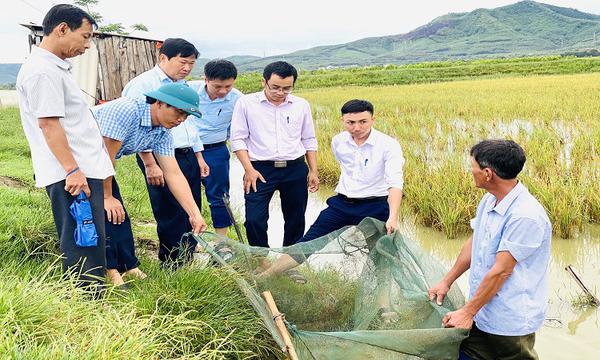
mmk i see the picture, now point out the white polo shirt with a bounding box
[333,128,405,198]
[16,46,114,188]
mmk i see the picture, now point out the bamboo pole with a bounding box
[565,264,600,306]
[262,291,299,360]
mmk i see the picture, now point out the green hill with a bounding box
[237,1,600,71]
[0,64,20,85]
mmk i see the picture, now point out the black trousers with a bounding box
[136,149,201,264]
[46,178,106,286]
[244,160,308,248]
[105,177,139,272]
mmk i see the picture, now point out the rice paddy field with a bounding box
[0,60,599,358]
[296,72,600,239]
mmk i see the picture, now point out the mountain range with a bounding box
[233,1,600,71]
[2,1,599,83]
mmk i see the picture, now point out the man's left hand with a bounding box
[385,217,398,234]
[442,308,474,329]
[308,171,319,192]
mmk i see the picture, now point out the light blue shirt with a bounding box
[469,182,551,336]
[188,80,242,144]
[92,97,174,159]
[122,65,203,152]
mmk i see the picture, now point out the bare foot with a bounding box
[123,267,147,280]
[106,269,125,286]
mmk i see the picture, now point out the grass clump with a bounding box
[257,268,358,332]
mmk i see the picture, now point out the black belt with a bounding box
[251,156,305,168]
[175,147,194,154]
[203,141,227,150]
[338,194,388,204]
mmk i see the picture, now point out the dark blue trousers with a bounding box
[105,177,139,272]
[136,149,201,264]
[244,161,308,248]
[300,194,389,243]
[201,143,232,228]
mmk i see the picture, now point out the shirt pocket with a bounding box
[362,157,384,182]
[282,113,302,136]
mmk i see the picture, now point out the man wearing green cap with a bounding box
[92,83,207,286]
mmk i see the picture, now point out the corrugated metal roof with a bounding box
[20,23,163,43]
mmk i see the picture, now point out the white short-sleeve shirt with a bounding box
[16,46,114,187]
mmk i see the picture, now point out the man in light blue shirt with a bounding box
[428,139,551,360]
[189,59,242,236]
[122,38,209,265]
[93,83,207,286]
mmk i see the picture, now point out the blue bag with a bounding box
[69,192,98,247]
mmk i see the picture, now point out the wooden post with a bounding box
[262,291,299,360]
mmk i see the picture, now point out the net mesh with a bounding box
[193,217,468,360]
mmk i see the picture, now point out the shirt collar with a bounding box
[258,90,293,104]
[136,98,154,128]
[153,65,185,84]
[32,46,72,71]
[345,128,379,147]
[487,181,526,216]
[198,81,233,103]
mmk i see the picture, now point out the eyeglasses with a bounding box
[265,81,293,94]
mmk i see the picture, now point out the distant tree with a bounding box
[72,0,148,35]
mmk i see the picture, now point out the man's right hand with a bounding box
[428,280,451,306]
[145,163,165,187]
[104,196,125,224]
[64,169,91,197]
[243,168,266,194]
[189,212,208,235]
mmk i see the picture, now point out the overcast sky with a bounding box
[1,0,599,63]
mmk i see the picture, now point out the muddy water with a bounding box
[228,158,600,358]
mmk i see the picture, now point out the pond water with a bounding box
[228,158,600,359]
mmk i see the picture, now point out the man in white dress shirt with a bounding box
[256,99,404,276]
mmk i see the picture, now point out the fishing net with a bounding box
[192,217,468,360]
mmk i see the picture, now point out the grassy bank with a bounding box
[296,72,600,238]
[0,108,281,359]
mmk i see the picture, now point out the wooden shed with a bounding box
[21,23,162,105]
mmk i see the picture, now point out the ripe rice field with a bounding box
[296,72,600,238]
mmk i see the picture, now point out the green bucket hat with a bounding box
[144,83,202,118]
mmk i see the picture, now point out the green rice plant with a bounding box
[256,268,358,332]
[298,72,600,238]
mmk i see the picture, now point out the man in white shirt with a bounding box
[256,99,404,276]
[16,4,114,288]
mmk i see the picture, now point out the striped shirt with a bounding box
[92,97,174,159]
[16,46,114,187]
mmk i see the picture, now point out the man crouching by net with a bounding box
[256,99,404,287]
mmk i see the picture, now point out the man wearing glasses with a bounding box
[230,61,319,249]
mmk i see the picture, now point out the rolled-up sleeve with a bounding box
[383,140,405,190]
[301,101,318,151]
[230,98,249,152]
[497,217,545,262]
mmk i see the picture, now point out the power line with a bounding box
[18,0,44,14]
